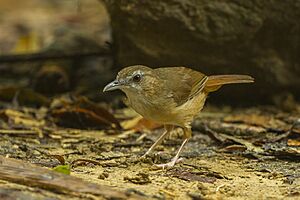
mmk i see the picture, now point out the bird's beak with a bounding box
[103,80,121,92]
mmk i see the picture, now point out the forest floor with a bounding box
[0,95,299,200]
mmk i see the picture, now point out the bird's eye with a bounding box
[132,74,141,82]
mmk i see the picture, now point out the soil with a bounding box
[0,104,299,200]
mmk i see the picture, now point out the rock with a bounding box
[103,0,300,104]
[32,64,70,95]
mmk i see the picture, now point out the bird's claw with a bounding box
[154,157,183,169]
[140,152,149,160]
[138,153,153,163]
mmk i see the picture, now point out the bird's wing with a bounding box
[155,67,207,106]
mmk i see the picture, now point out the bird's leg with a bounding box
[155,138,189,169]
[141,125,173,158]
[155,126,191,169]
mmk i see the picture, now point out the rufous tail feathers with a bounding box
[205,75,254,92]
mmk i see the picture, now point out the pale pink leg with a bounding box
[141,125,173,157]
[155,126,192,169]
[155,138,189,169]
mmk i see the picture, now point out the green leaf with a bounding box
[53,164,71,175]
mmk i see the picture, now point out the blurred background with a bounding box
[0,0,299,108]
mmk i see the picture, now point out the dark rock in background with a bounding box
[103,0,300,105]
[32,64,70,95]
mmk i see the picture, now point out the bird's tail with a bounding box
[205,75,254,93]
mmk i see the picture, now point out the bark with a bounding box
[0,156,144,199]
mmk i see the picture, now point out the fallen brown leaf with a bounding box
[121,115,162,132]
[287,139,300,147]
[224,113,288,131]
[50,96,121,130]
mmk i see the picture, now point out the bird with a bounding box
[103,65,254,168]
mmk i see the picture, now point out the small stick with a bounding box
[0,129,39,135]
[0,51,111,63]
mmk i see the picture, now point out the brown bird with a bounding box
[103,65,254,168]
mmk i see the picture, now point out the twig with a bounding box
[202,125,227,143]
[216,184,225,192]
[0,129,39,135]
[71,158,102,167]
[159,189,176,197]
[0,50,111,63]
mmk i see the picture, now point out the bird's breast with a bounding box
[125,90,207,126]
[126,92,177,124]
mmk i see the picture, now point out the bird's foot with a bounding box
[154,157,183,169]
[140,149,160,160]
[140,152,150,160]
[139,152,153,164]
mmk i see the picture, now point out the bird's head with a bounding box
[103,65,158,95]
